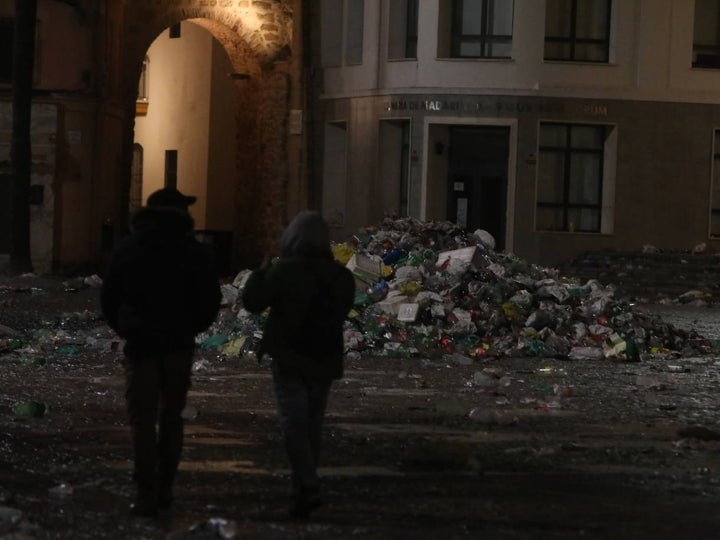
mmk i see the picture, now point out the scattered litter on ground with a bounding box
[0,218,715,396]
[11,401,48,418]
[2,227,720,538]
[197,218,715,363]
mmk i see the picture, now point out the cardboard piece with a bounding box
[376,294,408,316]
[397,303,420,322]
[346,253,383,289]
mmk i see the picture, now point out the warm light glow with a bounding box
[189,2,288,58]
[242,10,262,32]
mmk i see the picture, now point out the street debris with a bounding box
[198,217,715,363]
[187,516,238,538]
[47,483,74,499]
[0,217,715,439]
[1,221,720,538]
[11,400,48,418]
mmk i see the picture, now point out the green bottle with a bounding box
[11,401,47,417]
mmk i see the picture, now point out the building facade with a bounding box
[0,0,307,273]
[313,0,720,266]
[5,0,720,272]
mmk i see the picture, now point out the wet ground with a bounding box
[2,276,720,539]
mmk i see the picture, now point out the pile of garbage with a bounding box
[201,217,715,363]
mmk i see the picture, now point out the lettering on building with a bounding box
[385,100,463,111]
[574,104,608,117]
[383,100,607,117]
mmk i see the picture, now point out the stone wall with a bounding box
[93,0,301,270]
[0,103,57,272]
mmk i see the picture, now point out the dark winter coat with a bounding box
[100,206,221,358]
[242,211,355,380]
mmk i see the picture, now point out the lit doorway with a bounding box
[133,20,238,274]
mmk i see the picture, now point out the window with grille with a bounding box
[544,0,611,63]
[449,0,514,59]
[536,123,612,233]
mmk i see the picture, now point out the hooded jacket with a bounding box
[242,211,355,380]
[101,206,222,357]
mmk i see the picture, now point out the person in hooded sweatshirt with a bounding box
[101,187,221,517]
[242,210,355,519]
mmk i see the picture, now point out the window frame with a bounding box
[693,0,720,69]
[544,0,612,63]
[344,0,365,65]
[450,0,514,60]
[320,0,365,66]
[388,0,419,60]
[405,0,419,59]
[536,122,608,233]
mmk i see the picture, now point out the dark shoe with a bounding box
[289,489,323,519]
[129,500,158,518]
[157,494,174,510]
[157,476,174,510]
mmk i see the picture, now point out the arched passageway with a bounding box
[94,1,303,273]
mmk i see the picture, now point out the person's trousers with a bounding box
[124,349,193,503]
[272,373,332,495]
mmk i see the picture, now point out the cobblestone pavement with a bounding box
[1,277,720,539]
[638,302,720,340]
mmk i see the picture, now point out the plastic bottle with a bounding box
[12,401,47,417]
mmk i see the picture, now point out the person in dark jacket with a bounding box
[101,187,221,517]
[242,210,355,519]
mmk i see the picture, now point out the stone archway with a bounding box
[103,1,298,271]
